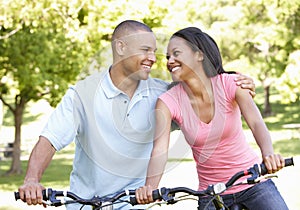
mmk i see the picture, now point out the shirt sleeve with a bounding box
[158,85,183,126]
[221,74,239,102]
[40,87,77,151]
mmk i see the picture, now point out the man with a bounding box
[18,20,255,209]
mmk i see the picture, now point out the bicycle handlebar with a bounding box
[130,157,294,205]
[15,157,294,208]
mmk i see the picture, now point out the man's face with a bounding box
[119,31,157,81]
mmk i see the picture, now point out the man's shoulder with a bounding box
[75,71,107,88]
[80,71,107,83]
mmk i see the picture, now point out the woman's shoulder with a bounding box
[218,73,236,81]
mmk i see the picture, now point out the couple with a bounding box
[18,20,287,210]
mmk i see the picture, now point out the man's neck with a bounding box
[109,66,139,99]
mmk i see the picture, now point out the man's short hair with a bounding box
[112,20,153,41]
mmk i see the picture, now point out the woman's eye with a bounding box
[166,55,170,60]
[173,51,180,57]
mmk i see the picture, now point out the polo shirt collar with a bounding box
[101,68,149,99]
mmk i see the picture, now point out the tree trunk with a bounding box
[263,85,272,117]
[7,97,26,175]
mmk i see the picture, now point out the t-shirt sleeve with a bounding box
[221,74,239,102]
[158,86,182,126]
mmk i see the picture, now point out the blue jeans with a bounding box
[198,179,289,210]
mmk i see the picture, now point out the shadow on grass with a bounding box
[273,138,300,157]
[0,157,72,192]
[253,100,300,131]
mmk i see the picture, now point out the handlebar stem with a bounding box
[159,187,177,204]
[247,164,261,184]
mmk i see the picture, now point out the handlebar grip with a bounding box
[152,189,162,200]
[129,189,161,205]
[14,189,47,201]
[14,192,20,200]
[260,157,294,175]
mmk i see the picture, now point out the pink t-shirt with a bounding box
[159,74,261,194]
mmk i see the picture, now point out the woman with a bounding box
[136,27,288,209]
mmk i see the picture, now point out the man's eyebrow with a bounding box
[141,45,157,52]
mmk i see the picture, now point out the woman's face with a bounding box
[166,36,199,82]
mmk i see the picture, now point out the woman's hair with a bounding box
[171,27,232,77]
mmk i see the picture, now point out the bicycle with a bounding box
[15,157,294,210]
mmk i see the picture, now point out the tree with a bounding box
[0,0,172,174]
[0,0,91,174]
[235,0,300,115]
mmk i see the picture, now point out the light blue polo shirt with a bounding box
[41,69,168,209]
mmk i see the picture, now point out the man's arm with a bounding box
[18,136,56,206]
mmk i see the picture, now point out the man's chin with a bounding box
[139,70,151,80]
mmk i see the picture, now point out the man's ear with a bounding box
[115,39,126,56]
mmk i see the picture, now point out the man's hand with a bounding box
[18,179,45,206]
[234,74,256,98]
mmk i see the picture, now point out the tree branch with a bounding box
[0,21,23,40]
[0,95,15,113]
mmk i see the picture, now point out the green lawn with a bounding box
[0,146,74,191]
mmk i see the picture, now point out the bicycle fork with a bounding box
[212,195,226,210]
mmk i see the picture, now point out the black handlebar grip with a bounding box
[260,157,294,175]
[285,157,294,167]
[129,196,138,205]
[14,192,20,201]
[152,189,161,201]
[129,189,161,205]
[14,189,47,201]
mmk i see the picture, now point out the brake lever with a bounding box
[42,200,52,206]
[254,174,278,182]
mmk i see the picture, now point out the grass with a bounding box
[0,144,74,191]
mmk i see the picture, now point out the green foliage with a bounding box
[0,0,92,108]
[1,0,297,108]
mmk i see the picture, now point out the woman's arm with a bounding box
[136,99,172,204]
[235,87,284,173]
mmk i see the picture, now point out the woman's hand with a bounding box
[263,154,285,174]
[135,185,155,204]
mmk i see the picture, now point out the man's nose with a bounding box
[148,52,156,63]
